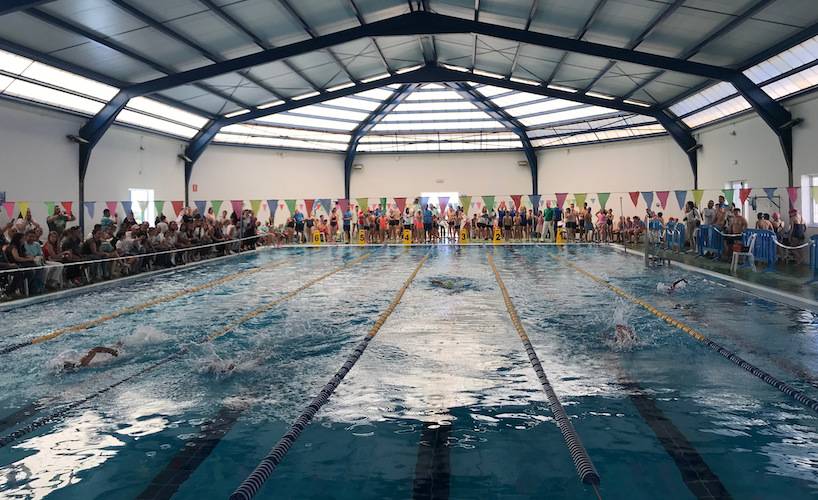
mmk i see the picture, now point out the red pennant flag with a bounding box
[629,191,640,207]
[510,195,522,210]
[555,193,568,208]
[739,188,752,205]
[171,200,184,216]
[787,187,798,206]
[105,201,119,214]
[655,191,669,210]
[304,199,315,217]
[338,199,349,213]
[61,201,73,215]
[394,197,406,213]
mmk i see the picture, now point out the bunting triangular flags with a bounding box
[154,200,165,217]
[812,187,818,208]
[61,201,73,215]
[106,201,118,215]
[420,196,429,208]
[231,200,244,215]
[787,187,799,206]
[17,201,29,217]
[439,196,449,210]
[337,199,348,213]
[674,190,687,210]
[460,195,472,215]
[656,191,669,210]
[3,202,14,218]
[171,201,184,216]
[380,197,387,211]
[597,193,610,210]
[211,200,223,217]
[45,201,55,214]
[528,194,541,211]
[136,200,148,216]
[284,199,296,215]
[194,200,207,215]
[721,189,734,204]
[510,195,522,210]
[121,200,132,215]
[267,199,278,219]
[574,193,586,208]
[555,193,567,209]
[629,192,640,207]
[642,191,654,209]
[483,195,495,211]
[85,201,95,219]
[763,187,777,200]
[739,188,752,205]
[304,199,315,217]
[691,190,704,207]
[250,200,262,216]
[394,197,406,213]
[356,197,368,211]
[318,198,331,214]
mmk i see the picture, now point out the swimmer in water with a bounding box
[614,324,637,344]
[63,344,122,371]
[670,278,688,292]
[430,278,455,289]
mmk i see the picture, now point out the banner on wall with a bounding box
[674,190,687,210]
[656,191,669,210]
[597,192,610,210]
[85,201,95,219]
[628,192,639,207]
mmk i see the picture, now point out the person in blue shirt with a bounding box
[422,204,433,243]
[342,207,352,244]
[294,209,305,243]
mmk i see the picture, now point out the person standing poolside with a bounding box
[421,204,433,243]
[683,201,700,250]
[293,209,305,243]
[702,200,715,226]
[564,208,577,242]
[330,207,339,243]
[788,208,807,264]
[342,206,352,244]
[543,201,554,242]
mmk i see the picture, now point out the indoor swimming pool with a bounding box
[1,245,818,499]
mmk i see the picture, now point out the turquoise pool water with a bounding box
[1,245,817,499]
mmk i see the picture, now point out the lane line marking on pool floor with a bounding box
[230,253,430,500]
[0,253,373,449]
[413,421,452,500]
[555,255,818,415]
[487,252,602,496]
[0,257,291,356]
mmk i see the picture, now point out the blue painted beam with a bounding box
[0,1,53,15]
[183,120,222,205]
[655,111,700,188]
[344,84,419,199]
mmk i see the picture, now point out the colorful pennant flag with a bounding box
[812,187,818,208]
[787,187,799,206]
[528,194,541,211]
[574,193,586,208]
[641,191,654,209]
[597,193,610,210]
[17,201,29,217]
[439,196,449,210]
[394,197,406,213]
[483,195,496,211]
[171,201,184,216]
[194,200,206,215]
[136,200,148,216]
[460,195,472,215]
[3,202,14,218]
[284,199,297,215]
[510,195,522,210]
[380,197,387,211]
[337,199,348,213]
[304,199,315,217]
[629,192,640,207]
[267,199,278,219]
[230,200,244,215]
[61,201,73,215]
[154,200,165,216]
[45,201,55,214]
[739,188,752,205]
[318,198,331,214]
[106,201,118,215]
[656,191,669,210]
[121,200,132,215]
[356,197,369,211]
[85,201,95,219]
[691,190,704,207]
[250,199,262,216]
[721,189,734,204]
[554,193,567,209]
[763,187,777,200]
[674,190,687,210]
[211,200,223,217]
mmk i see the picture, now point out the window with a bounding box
[129,188,155,224]
[420,192,460,210]
[801,175,818,226]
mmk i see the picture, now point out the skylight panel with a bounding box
[382,111,490,122]
[745,36,818,83]
[214,133,347,151]
[505,99,578,117]
[395,65,423,74]
[126,97,208,128]
[0,74,14,92]
[257,114,358,131]
[21,62,118,100]
[474,85,510,97]
[669,82,736,117]
[355,88,394,100]
[323,96,380,111]
[394,101,477,111]
[682,96,751,128]
[361,73,390,83]
[405,90,462,100]
[761,66,818,100]
[372,120,504,131]
[3,79,104,115]
[519,106,617,126]
[491,92,543,107]
[0,49,33,74]
[292,104,369,121]
[221,124,350,143]
[325,82,355,92]
[117,110,199,138]
[292,91,320,101]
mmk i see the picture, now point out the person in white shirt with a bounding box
[702,200,716,226]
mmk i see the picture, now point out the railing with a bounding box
[742,229,777,271]
[697,225,724,259]
[810,235,818,283]
[665,221,686,252]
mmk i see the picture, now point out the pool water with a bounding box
[1,245,818,499]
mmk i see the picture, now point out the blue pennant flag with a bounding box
[674,190,687,210]
[641,191,654,209]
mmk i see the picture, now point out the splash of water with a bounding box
[121,325,170,347]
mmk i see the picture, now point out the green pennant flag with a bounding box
[211,200,223,217]
[811,187,818,208]
[460,195,471,215]
[356,197,368,211]
[285,199,297,215]
[597,193,610,210]
[483,195,495,211]
[250,199,262,216]
[574,193,587,208]
[154,200,165,216]
[44,201,55,215]
[722,189,734,204]
[691,189,704,206]
[380,197,387,211]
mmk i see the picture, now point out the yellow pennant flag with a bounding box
[17,201,29,217]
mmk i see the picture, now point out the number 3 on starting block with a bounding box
[460,228,469,244]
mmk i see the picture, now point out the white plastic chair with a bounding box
[731,233,757,272]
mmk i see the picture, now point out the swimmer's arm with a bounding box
[79,347,119,366]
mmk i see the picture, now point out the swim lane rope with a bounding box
[487,252,602,491]
[0,258,289,356]
[230,253,430,500]
[555,255,818,414]
[0,253,372,449]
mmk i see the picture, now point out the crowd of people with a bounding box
[1,194,810,300]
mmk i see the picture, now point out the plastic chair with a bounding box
[731,233,757,272]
